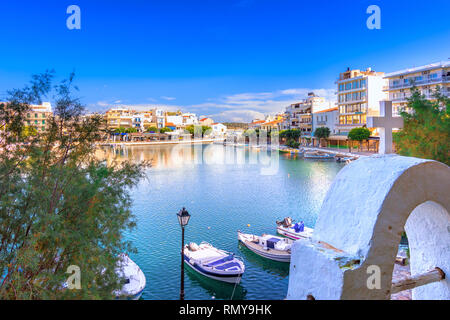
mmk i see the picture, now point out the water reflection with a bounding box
[237,243,290,278]
[185,267,247,300]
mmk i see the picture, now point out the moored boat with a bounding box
[276,217,313,240]
[237,231,293,263]
[304,151,335,160]
[115,254,146,300]
[184,242,245,284]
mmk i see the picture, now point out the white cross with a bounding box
[366,101,403,154]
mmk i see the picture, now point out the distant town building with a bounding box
[211,123,227,135]
[24,102,53,133]
[336,67,387,135]
[286,92,332,136]
[199,117,214,126]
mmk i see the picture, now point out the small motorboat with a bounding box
[115,254,146,300]
[276,217,313,240]
[238,231,293,263]
[184,242,245,284]
[304,151,335,160]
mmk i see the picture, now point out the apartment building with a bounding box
[287,92,332,136]
[383,61,450,116]
[312,107,338,135]
[336,68,387,134]
[24,102,53,132]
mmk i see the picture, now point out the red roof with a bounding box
[314,107,338,114]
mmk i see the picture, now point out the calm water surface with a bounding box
[99,144,344,300]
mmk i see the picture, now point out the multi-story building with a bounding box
[312,107,339,135]
[336,68,387,134]
[24,102,53,133]
[383,61,450,116]
[287,92,332,136]
[105,107,135,130]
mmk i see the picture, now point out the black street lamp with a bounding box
[177,207,191,300]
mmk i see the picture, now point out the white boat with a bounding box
[184,242,245,284]
[115,254,146,300]
[276,217,313,240]
[238,231,293,263]
[304,151,335,160]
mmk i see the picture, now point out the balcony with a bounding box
[384,76,448,90]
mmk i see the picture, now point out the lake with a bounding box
[98,143,344,300]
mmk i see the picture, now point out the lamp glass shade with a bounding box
[177,207,191,227]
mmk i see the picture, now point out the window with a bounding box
[27,113,30,118]
[361,114,366,124]
[352,115,359,124]
[346,115,352,124]
[42,120,45,124]
[339,116,345,124]
[360,91,367,100]
[339,84,344,91]
[360,79,366,88]
[345,82,352,90]
[35,113,38,118]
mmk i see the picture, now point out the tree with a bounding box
[146,126,158,133]
[185,125,211,136]
[348,127,371,152]
[0,72,147,299]
[314,127,331,147]
[280,129,301,143]
[159,127,172,134]
[393,86,450,165]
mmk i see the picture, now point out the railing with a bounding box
[385,76,448,90]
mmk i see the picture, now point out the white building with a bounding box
[336,67,387,134]
[286,92,332,135]
[312,107,339,135]
[383,61,450,116]
[211,123,227,136]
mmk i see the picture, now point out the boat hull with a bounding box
[276,226,313,240]
[184,256,243,284]
[239,240,290,262]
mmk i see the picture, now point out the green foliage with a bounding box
[185,125,211,136]
[146,126,158,133]
[286,139,300,149]
[280,129,301,141]
[0,72,147,299]
[393,86,450,165]
[314,127,331,139]
[348,127,371,141]
[159,127,172,134]
[113,127,137,134]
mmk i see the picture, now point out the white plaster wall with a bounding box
[288,155,450,299]
[406,201,450,300]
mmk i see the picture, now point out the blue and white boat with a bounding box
[184,242,245,284]
[115,254,146,300]
[276,217,313,240]
[238,231,293,263]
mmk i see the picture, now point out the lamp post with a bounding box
[177,207,191,300]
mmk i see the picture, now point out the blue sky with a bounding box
[0,0,449,122]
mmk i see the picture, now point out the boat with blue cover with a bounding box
[276,217,313,240]
[184,242,245,284]
[238,231,294,263]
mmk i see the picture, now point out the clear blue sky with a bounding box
[0,0,449,122]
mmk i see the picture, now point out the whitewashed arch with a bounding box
[287,155,450,300]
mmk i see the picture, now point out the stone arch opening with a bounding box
[403,201,450,299]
